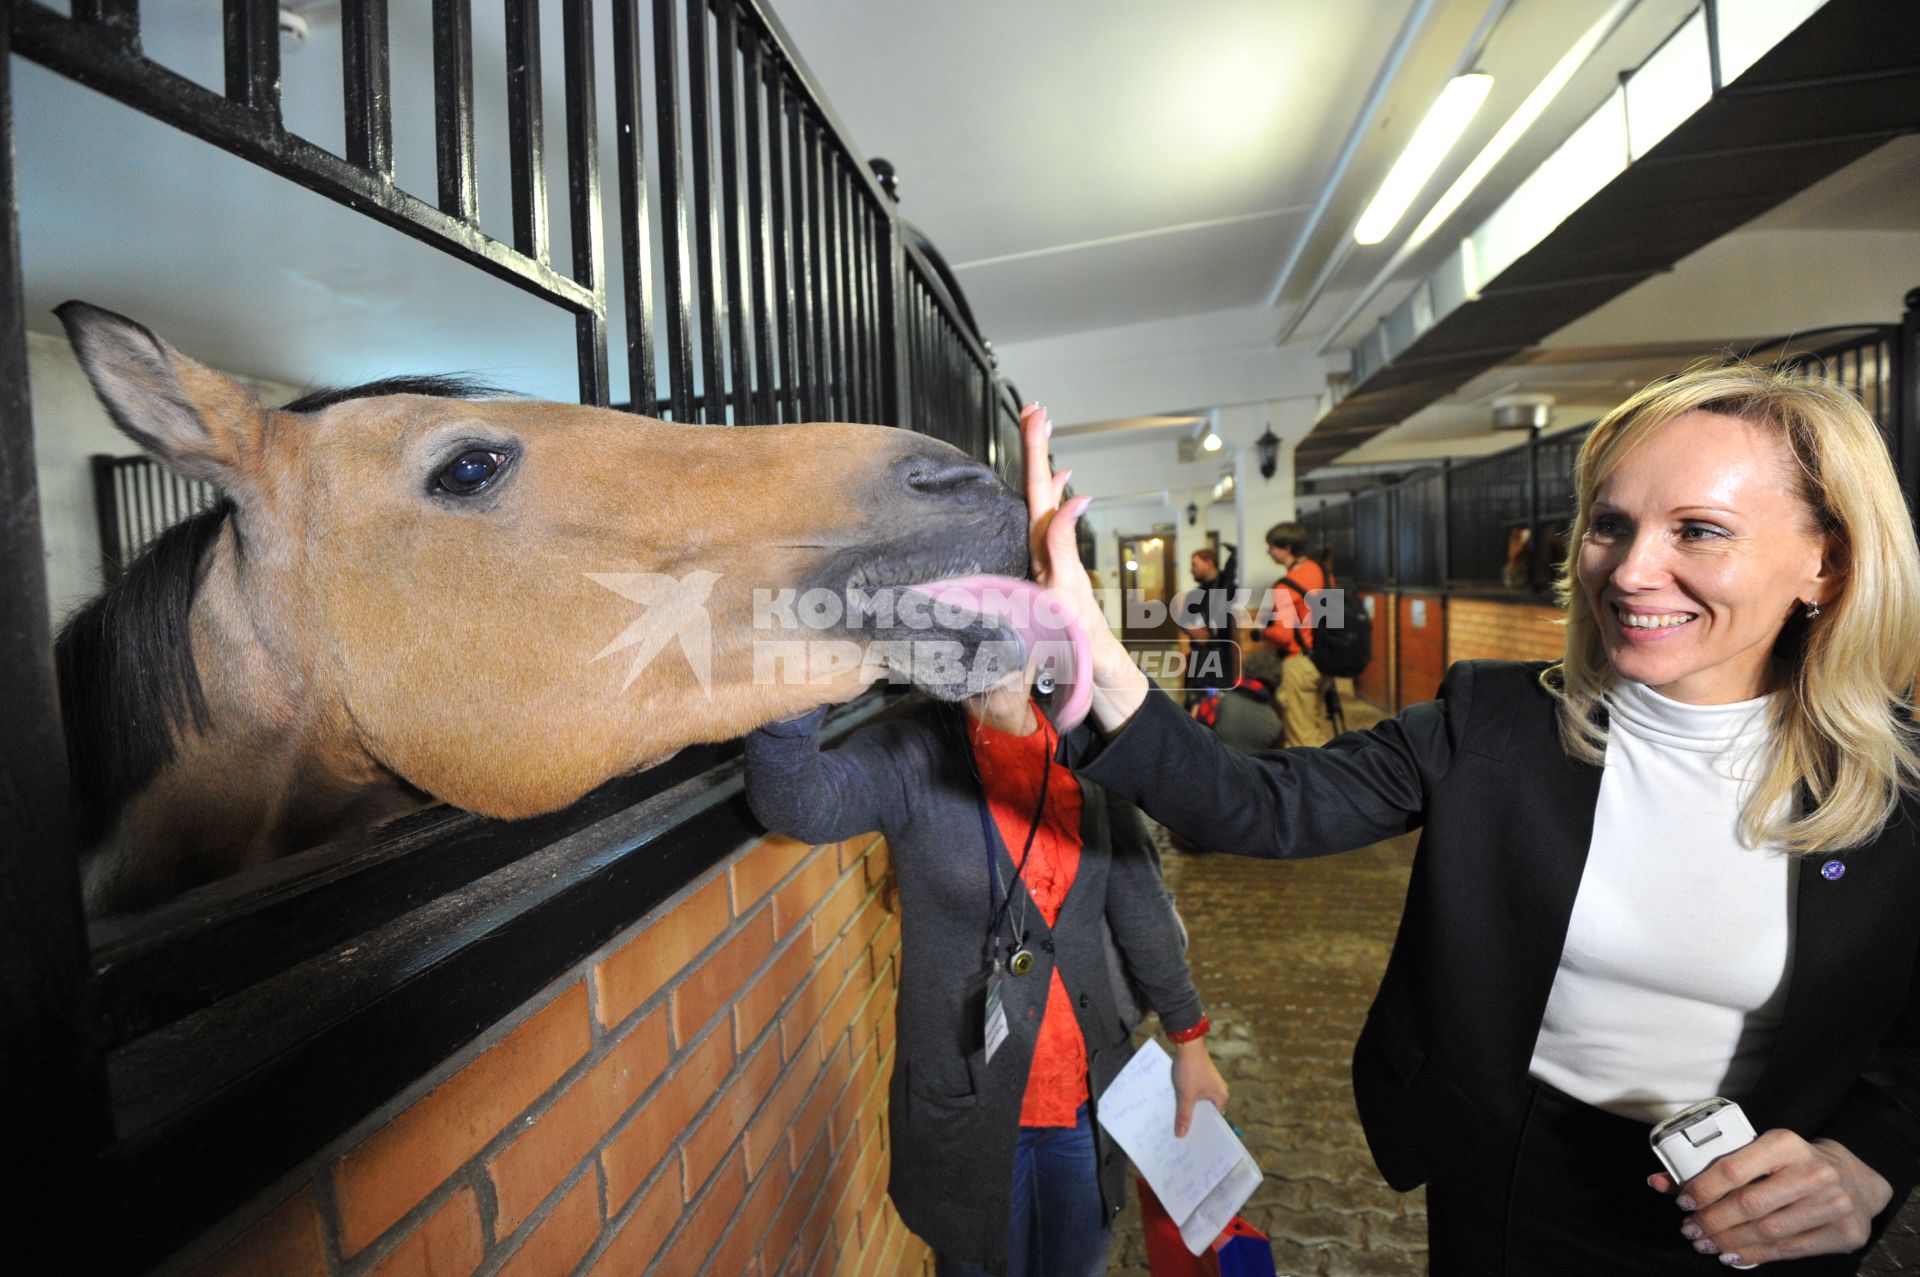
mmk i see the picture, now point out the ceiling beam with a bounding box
[1294,0,1920,484]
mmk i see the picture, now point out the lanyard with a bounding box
[971,714,1053,967]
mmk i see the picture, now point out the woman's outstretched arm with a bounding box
[743,708,914,846]
[1020,402,1462,858]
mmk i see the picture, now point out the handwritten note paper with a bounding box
[1097,1040,1262,1253]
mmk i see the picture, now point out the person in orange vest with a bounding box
[1258,522,1335,748]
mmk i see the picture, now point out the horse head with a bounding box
[57,302,1027,914]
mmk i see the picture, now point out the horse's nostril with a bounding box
[901,453,997,497]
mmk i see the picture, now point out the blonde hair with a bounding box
[1549,361,1920,855]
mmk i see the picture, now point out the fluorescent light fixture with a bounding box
[1404,0,1634,252]
[1201,431,1223,452]
[1353,73,1493,246]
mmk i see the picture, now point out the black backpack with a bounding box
[1279,565,1373,679]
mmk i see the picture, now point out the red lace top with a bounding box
[969,704,1088,1127]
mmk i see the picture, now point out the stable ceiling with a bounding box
[772,0,1697,348]
[17,0,1693,404]
[18,0,1908,472]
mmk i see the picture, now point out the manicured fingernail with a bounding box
[1719,1255,1746,1268]
[1044,416,1054,439]
[1646,1175,1664,1191]
[1694,1238,1718,1254]
[1023,401,1038,414]
[1057,468,1072,488]
[1676,1195,1697,1211]
[1681,1224,1702,1240]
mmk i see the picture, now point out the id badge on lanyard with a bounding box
[983,969,1010,1066]
[974,789,1030,1067]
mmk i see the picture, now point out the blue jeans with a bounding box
[934,1104,1112,1277]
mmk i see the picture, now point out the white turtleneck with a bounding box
[1527,679,1795,1123]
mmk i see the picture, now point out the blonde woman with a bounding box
[1022,369,1920,1273]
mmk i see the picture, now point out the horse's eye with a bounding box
[435,449,510,496]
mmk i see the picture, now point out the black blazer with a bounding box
[1068,660,1920,1205]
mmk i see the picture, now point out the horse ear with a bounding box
[56,301,266,488]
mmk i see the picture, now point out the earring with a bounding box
[1805,600,1821,620]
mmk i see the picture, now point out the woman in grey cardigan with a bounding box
[746,673,1228,1277]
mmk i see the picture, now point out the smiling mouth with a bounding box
[1614,604,1697,632]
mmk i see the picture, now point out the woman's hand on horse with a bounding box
[1171,1036,1230,1139]
[1019,403,1150,731]
[1650,1130,1890,1265]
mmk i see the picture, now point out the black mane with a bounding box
[282,374,506,414]
[58,374,507,847]
[58,504,231,847]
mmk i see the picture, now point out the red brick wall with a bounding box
[1395,593,1447,708]
[168,832,928,1277]
[1447,598,1565,665]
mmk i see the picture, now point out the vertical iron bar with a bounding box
[802,120,828,420]
[1899,288,1919,514]
[858,203,879,422]
[562,0,608,406]
[610,0,657,416]
[847,188,867,421]
[89,457,119,582]
[137,460,155,554]
[915,279,929,439]
[767,69,799,422]
[653,0,694,421]
[823,151,845,419]
[431,0,478,222]
[849,181,866,422]
[1525,430,1542,591]
[685,0,724,422]
[341,0,393,177]
[73,0,140,51]
[0,18,112,1255]
[116,466,134,572]
[505,0,549,263]
[714,0,750,425]
[837,166,856,421]
[879,203,907,429]
[224,0,282,117]
[980,363,993,466]
[741,33,775,424]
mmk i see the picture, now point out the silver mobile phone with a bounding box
[1650,1097,1757,1184]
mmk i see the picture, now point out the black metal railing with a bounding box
[1,1,1012,1267]
[89,454,221,582]
[1302,311,1920,596]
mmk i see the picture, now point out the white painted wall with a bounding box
[29,331,296,623]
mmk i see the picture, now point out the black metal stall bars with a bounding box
[0,0,1013,1268]
[1300,315,1920,596]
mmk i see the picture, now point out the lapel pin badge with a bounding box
[1819,859,1846,882]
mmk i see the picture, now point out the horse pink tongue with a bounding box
[909,574,1093,730]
